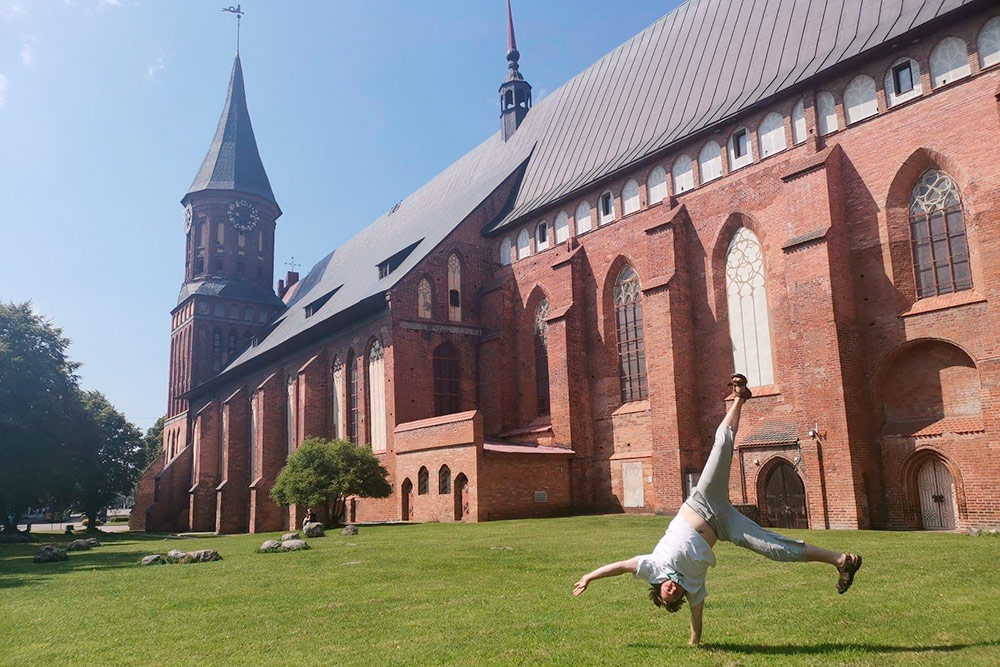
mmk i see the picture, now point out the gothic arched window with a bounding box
[757,112,786,157]
[368,340,386,452]
[622,179,640,215]
[331,356,343,440]
[448,254,461,322]
[249,391,258,483]
[535,298,552,416]
[929,36,971,88]
[346,351,359,444]
[285,375,296,456]
[432,342,460,416]
[791,99,807,144]
[843,75,878,124]
[536,221,549,251]
[672,154,694,193]
[227,330,237,360]
[614,266,648,403]
[418,466,429,495]
[438,465,451,494]
[212,329,222,372]
[647,166,667,204]
[726,228,774,387]
[417,278,432,319]
[500,237,512,266]
[554,211,570,244]
[517,229,531,259]
[909,169,971,298]
[979,17,1000,68]
[698,141,722,183]
[575,201,592,234]
[816,91,838,135]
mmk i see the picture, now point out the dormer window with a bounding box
[304,287,341,318]
[377,239,422,279]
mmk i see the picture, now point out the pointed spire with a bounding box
[505,0,523,82]
[185,54,278,208]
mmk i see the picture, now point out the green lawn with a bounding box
[1,516,997,666]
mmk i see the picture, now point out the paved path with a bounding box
[17,522,131,534]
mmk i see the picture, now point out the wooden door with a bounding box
[763,461,808,528]
[454,474,468,521]
[401,479,412,522]
[622,462,644,508]
[917,459,956,530]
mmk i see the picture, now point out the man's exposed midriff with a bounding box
[679,503,718,548]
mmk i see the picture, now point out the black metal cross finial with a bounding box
[286,257,301,272]
[222,5,244,53]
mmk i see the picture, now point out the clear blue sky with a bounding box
[0,0,680,430]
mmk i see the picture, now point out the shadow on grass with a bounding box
[624,640,1000,655]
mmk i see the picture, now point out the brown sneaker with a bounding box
[837,553,863,594]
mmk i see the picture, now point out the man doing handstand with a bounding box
[573,374,862,646]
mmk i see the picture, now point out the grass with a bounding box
[1,515,998,666]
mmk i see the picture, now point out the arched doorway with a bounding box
[401,478,413,522]
[916,458,956,530]
[454,474,469,522]
[762,460,808,528]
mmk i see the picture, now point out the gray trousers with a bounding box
[686,422,807,562]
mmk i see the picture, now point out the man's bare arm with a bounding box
[573,557,639,596]
[688,601,704,646]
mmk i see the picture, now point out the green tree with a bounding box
[271,438,392,524]
[72,391,145,532]
[141,415,165,472]
[0,301,80,534]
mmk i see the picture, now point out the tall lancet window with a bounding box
[331,356,343,440]
[909,169,971,298]
[286,375,297,457]
[417,278,433,319]
[346,351,359,444]
[448,254,462,322]
[432,342,460,416]
[368,340,387,452]
[534,298,552,416]
[615,266,648,403]
[249,391,258,484]
[725,228,774,387]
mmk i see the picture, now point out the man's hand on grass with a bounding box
[573,577,589,596]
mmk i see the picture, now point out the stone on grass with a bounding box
[84,537,100,548]
[66,539,93,551]
[281,539,309,551]
[258,540,283,553]
[187,549,221,563]
[0,532,31,544]
[341,524,358,536]
[281,532,300,541]
[142,554,166,566]
[304,522,325,538]
[33,545,68,563]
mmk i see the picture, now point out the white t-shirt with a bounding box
[634,514,716,607]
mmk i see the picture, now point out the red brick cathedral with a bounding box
[133,0,1000,534]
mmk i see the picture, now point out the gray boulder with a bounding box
[281,539,309,551]
[166,549,192,563]
[142,554,166,566]
[303,522,325,538]
[258,540,283,553]
[187,549,221,563]
[33,545,68,563]
[341,524,359,536]
[84,537,101,548]
[281,532,300,541]
[66,539,93,551]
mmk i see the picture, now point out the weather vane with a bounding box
[222,4,244,53]
[286,257,301,272]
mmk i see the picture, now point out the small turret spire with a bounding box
[505,0,523,82]
[499,0,531,141]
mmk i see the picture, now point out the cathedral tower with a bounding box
[499,0,531,141]
[163,54,284,461]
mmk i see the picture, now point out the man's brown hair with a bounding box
[649,584,686,613]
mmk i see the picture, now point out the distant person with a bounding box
[573,374,862,646]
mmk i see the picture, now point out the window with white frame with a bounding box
[599,191,616,225]
[575,201,592,234]
[929,36,971,88]
[816,91,838,135]
[728,128,753,169]
[554,211,569,244]
[885,58,922,107]
[536,221,549,251]
[725,228,774,387]
[791,100,807,144]
[979,16,1000,68]
[500,236,512,266]
[517,229,531,259]
[698,141,722,182]
[843,75,878,124]
[647,166,667,204]
[672,154,694,193]
[622,179,640,215]
[757,112,786,158]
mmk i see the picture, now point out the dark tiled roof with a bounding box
[185,55,278,207]
[177,279,284,307]
[204,0,977,386]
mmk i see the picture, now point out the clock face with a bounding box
[183,205,193,234]
[228,199,260,232]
